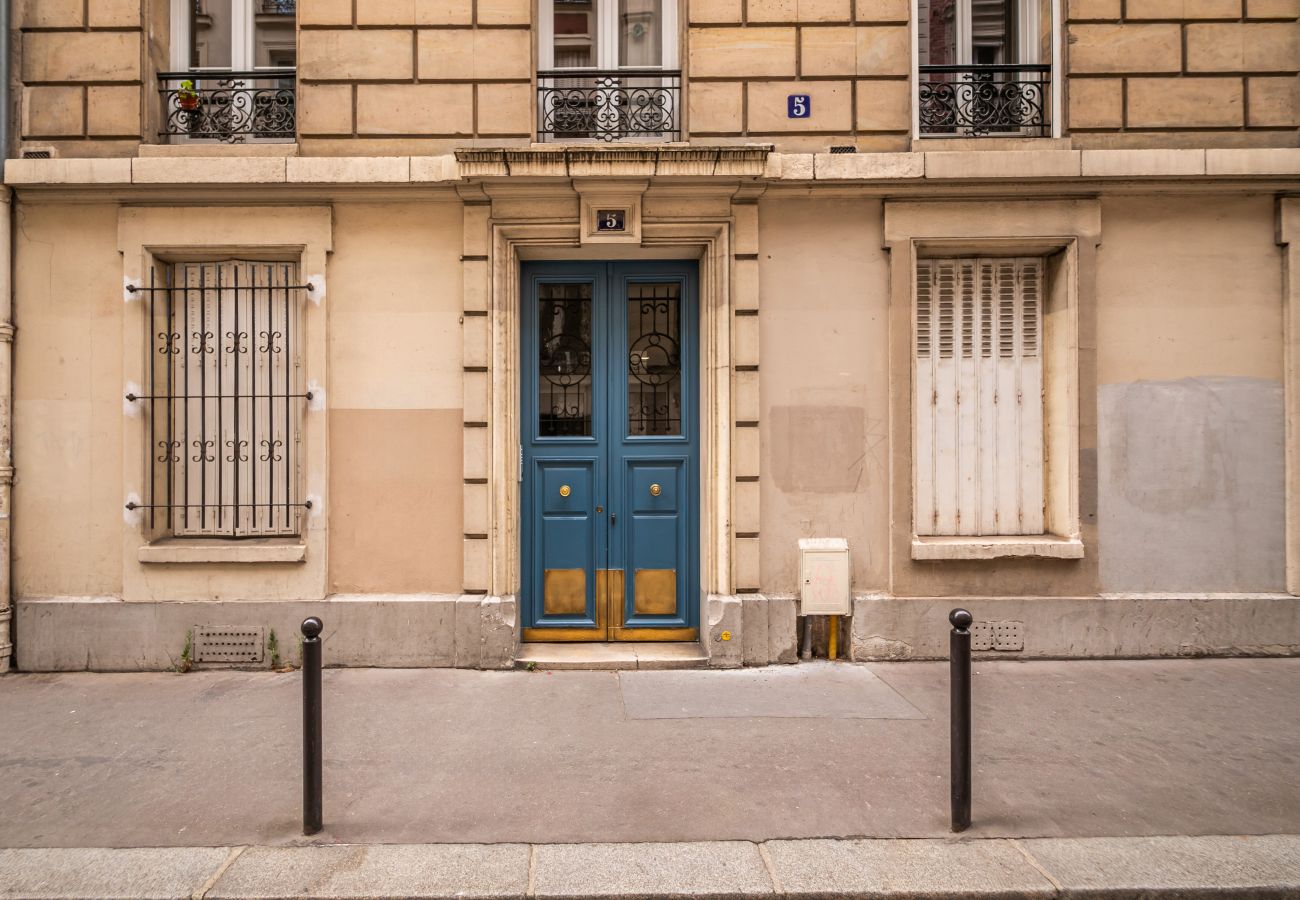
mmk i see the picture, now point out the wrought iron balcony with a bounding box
[259,0,295,13]
[158,70,296,143]
[918,64,1050,137]
[538,69,681,142]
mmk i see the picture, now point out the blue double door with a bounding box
[521,261,699,641]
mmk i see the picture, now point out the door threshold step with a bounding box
[516,642,709,671]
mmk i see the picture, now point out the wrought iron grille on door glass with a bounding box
[129,260,310,536]
[627,283,681,436]
[538,283,594,437]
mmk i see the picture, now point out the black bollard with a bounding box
[301,616,323,836]
[949,608,973,832]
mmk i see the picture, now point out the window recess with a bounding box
[161,1,297,143]
[914,257,1045,537]
[915,0,1054,137]
[537,0,681,142]
[126,260,311,538]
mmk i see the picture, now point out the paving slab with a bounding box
[2,660,1300,847]
[0,846,229,900]
[618,661,926,720]
[1020,834,1300,898]
[207,844,530,900]
[531,842,774,899]
[764,838,1056,899]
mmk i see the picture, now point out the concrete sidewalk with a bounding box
[3,835,1300,899]
[3,658,1300,896]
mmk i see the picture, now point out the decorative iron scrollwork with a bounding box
[918,65,1050,137]
[538,69,681,143]
[159,70,296,143]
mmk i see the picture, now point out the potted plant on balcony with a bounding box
[177,79,200,111]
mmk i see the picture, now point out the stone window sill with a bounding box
[911,535,1084,561]
[138,538,306,564]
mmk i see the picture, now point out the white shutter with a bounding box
[915,257,1045,536]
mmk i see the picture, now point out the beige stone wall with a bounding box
[1067,1,1300,148]
[688,0,911,151]
[755,191,1287,598]
[326,202,465,594]
[11,197,467,602]
[16,0,146,157]
[297,0,534,155]
[12,202,126,598]
[757,197,890,591]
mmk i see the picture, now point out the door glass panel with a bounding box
[627,283,681,436]
[554,0,597,67]
[538,283,594,437]
[619,0,662,67]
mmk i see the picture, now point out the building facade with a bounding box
[2,0,1299,671]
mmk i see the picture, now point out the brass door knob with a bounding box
[650,483,662,496]
[559,485,571,497]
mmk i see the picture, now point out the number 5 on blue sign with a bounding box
[788,94,811,119]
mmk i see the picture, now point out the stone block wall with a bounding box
[1066,0,1300,147]
[297,0,534,154]
[687,0,912,151]
[16,0,149,156]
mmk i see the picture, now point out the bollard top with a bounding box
[301,617,323,639]
[949,608,973,632]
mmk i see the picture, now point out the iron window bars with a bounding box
[538,69,681,142]
[918,64,1050,137]
[159,70,296,143]
[125,261,312,537]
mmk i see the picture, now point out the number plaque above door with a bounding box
[577,186,643,244]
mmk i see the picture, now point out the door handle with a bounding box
[611,513,616,525]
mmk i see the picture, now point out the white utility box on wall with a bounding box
[798,538,851,615]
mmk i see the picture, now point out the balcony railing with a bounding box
[918,64,1051,137]
[538,69,681,142]
[159,70,296,143]
[259,0,296,12]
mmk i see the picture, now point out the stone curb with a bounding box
[1,835,1298,900]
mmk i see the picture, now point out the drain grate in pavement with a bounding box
[618,661,927,720]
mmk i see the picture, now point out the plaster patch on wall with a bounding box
[307,380,325,411]
[1098,377,1284,593]
[771,405,868,493]
[123,381,142,418]
[124,278,140,303]
[307,493,323,522]
[124,493,143,528]
[307,274,325,305]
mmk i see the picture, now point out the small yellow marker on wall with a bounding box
[720,631,732,641]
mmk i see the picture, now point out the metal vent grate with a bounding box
[21,149,52,159]
[193,626,265,664]
[828,146,857,154]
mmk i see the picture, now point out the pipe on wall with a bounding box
[0,0,13,672]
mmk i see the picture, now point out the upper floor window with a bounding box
[161,1,296,143]
[916,0,1056,138]
[537,0,681,142]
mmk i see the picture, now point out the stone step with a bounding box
[515,641,708,670]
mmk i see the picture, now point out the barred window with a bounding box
[139,259,310,537]
[914,257,1045,536]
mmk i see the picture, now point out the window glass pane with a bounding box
[619,0,662,68]
[256,0,297,69]
[554,0,597,67]
[193,0,234,68]
[919,0,959,66]
[971,0,1013,65]
[627,283,681,436]
[538,284,594,437]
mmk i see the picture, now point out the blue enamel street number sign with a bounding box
[596,209,626,232]
[788,95,811,119]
